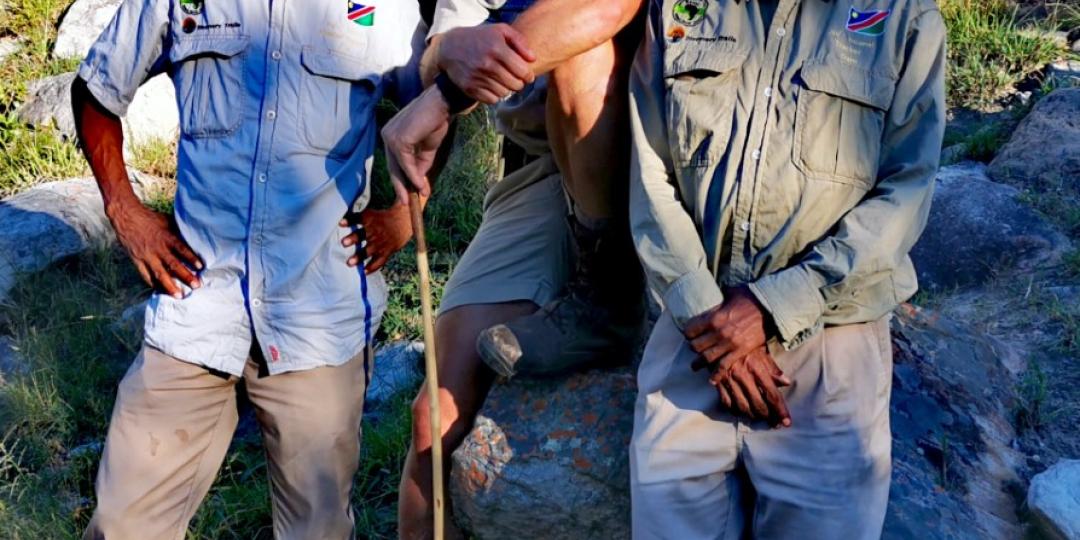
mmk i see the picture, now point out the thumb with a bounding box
[502,26,537,63]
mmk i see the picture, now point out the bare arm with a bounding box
[422,0,644,102]
[72,76,203,297]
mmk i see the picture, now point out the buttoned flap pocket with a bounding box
[792,60,896,189]
[169,36,249,139]
[299,48,379,158]
[664,44,748,169]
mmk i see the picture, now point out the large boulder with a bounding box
[0,173,160,302]
[15,72,179,148]
[52,0,123,60]
[988,88,1080,190]
[450,368,636,539]
[1027,460,1080,540]
[911,163,1070,290]
[451,306,1028,539]
[885,304,1025,539]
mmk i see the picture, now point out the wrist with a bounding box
[434,71,476,115]
[103,193,145,223]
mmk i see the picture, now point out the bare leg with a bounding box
[398,301,538,540]
[545,31,637,222]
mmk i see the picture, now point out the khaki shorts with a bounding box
[439,153,572,314]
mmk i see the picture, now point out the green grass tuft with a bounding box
[941,0,1065,109]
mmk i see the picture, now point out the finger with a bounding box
[164,255,199,289]
[133,260,154,288]
[683,314,712,339]
[716,383,733,410]
[723,377,753,419]
[497,46,535,84]
[149,259,182,298]
[501,26,537,63]
[700,342,735,364]
[689,332,720,354]
[753,365,792,427]
[169,238,203,270]
[341,231,362,248]
[367,254,389,274]
[735,369,770,419]
[471,86,503,105]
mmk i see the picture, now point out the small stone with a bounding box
[1027,460,1080,540]
[0,37,21,63]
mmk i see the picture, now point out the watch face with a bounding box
[180,0,203,16]
[672,0,708,26]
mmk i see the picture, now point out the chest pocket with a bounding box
[170,36,249,139]
[299,49,378,158]
[665,45,748,169]
[792,60,896,189]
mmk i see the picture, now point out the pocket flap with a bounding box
[170,35,249,63]
[301,49,378,83]
[664,41,748,78]
[800,60,896,111]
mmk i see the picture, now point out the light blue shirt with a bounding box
[78,0,426,376]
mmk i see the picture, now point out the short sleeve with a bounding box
[388,4,429,106]
[76,0,171,118]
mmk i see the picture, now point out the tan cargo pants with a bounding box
[83,344,370,540]
[631,314,893,539]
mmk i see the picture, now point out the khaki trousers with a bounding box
[631,314,893,540]
[84,344,370,540]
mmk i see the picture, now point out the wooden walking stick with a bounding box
[408,190,445,539]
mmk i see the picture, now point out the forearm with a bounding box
[72,76,139,218]
[511,0,643,75]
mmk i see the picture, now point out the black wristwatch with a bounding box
[434,72,478,115]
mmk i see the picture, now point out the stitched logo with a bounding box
[846,8,891,36]
[672,0,708,26]
[179,0,203,16]
[348,1,376,27]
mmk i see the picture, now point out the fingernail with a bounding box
[192,280,201,289]
[196,262,204,270]
[340,219,348,226]
[342,238,353,247]
[783,418,792,427]
[173,293,182,299]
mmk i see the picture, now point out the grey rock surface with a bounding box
[1048,60,1080,88]
[1027,460,1080,540]
[0,37,20,63]
[451,368,636,540]
[885,304,1025,539]
[16,71,178,147]
[989,88,1080,190]
[450,306,1029,539]
[911,163,1069,290]
[368,341,424,410]
[52,0,123,59]
[0,173,160,302]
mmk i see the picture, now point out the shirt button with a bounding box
[266,110,277,121]
[252,298,263,308]
[764,86,773,98]
[777,28,787,37]
[271,50,282,61]
[254,234,264,245]
[741,221,751,232]
[258,173,267,183]
[752,149,762,160]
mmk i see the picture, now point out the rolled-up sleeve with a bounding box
[629,0,724,331]
[76,0,170,118]
[749,8,947,349]
[429,0,495,38]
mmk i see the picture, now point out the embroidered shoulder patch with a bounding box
[672,0,708,26]
[846,8,891,36]
[348,1,376,27]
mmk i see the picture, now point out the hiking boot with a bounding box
[476,216,647,378]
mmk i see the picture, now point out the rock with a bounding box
[885,304,1026,539]
[450,368,636,539]
[910,163,1069,290]
[0,173,161,302]
[15,72,179,148]
[52,0,123,59]
[1048,60,1080,89]
[367,341,424,410]
[989,88,1080,190]
[110,300,147,339]
[0,336,22,385]
[0,38,20,63]
[1027,460,1080,540]
[939,143,967,166]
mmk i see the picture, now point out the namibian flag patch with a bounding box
[846,8,890,36]
[348,1,375,27]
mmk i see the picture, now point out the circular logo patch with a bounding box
[182,17,197,33]
[180,0,203,16]
[673,0,708,26]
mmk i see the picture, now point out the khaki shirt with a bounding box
[630,0,946,349]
